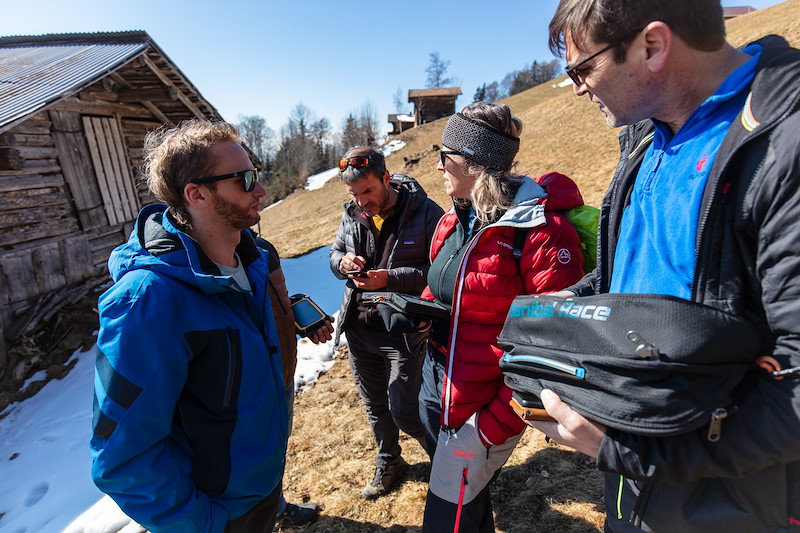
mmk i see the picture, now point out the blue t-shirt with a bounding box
[609,45,762,299]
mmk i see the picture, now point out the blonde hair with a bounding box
[143,119,239,226]
[458,103,524,226]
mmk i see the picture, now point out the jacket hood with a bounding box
[534,171,586,211]
[748,35,800,127]
[494,172,583,228]
[108,204,260,294]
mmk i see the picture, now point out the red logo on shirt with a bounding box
[696,156,710,171]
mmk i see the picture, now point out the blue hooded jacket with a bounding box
[91,204,288,532]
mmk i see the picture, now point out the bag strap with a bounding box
[513,227,528,271]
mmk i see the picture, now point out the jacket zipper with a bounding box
[442,218,535,428]
[224,327,238,409]
[501,353,586,378]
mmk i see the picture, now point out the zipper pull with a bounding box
[626,331,660,359]
[444,427,456,446]
[773,366,800,378]
[707,408,728,442]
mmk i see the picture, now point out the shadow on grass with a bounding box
[491,445,605,533]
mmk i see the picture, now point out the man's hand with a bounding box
[307,317,334,344]
[525,389,606,458]
[352,269,389,291]
[339,253,366,274]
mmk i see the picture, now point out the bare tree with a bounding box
[339,101,380,152]
[236,114,274,165]
[425,52,454,88]
[392,87,407,113]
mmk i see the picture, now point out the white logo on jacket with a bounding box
[557,248,572,264]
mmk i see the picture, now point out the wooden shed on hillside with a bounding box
[408,87,462,126]
[0,30,225,373]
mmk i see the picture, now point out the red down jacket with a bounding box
[421,172,587,445]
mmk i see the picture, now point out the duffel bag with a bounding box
[497,293,760,437]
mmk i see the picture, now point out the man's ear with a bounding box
[183,183,209,208]
[640,21,672,73]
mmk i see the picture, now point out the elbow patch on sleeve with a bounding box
[93,349,143,439]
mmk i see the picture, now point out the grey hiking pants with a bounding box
[345,323,431,466]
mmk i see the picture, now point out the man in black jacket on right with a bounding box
[528,1,800,532]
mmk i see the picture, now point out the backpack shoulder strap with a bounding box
[513,227,528,271]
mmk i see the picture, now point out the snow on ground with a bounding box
[0,248,345,533]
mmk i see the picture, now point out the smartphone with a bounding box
[346,269,368,278]
[510,391,555,422]
[290,295,328,336]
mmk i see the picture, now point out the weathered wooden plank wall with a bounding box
[0,47,222,377]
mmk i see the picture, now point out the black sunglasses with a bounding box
[440,150,462,167]
[191,169,259,192]
[565,27,644,86]
[339,153,382,172]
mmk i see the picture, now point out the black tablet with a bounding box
[362,292,452,322]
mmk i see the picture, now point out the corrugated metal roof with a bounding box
[0,38,147,129]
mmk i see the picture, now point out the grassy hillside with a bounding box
[266,3,800,532]
[260,0,800,259]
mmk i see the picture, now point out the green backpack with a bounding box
[513,204,599,274]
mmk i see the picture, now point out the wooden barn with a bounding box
[0,30,225,382]
[407,87,462,126]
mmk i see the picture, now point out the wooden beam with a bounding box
[0,173,64,193]
[141,101,174,126]
[117,87,175,102]
[0,147,23,170]
[109,72,133,89]
[55,97,153,118]
[140,55,207,120]
[0,166,61,176]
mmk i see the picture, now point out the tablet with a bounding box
[362,292,452,322]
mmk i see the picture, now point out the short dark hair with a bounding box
[549,0,726,62]
[339,146,386,184]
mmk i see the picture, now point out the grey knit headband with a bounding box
[441,113,520,171]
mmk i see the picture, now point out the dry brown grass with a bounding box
[263,3,798,530]
[280,349,605,533]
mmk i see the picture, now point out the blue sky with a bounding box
[0,0,784,136]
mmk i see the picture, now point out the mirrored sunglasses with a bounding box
[191,169,258,192]
[339,156,372,172]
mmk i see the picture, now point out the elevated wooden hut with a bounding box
[407,87,462,126]
[0,30,225,377]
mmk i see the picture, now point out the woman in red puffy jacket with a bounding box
[420,102,586,533]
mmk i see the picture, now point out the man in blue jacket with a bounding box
[532,1,800,532]
[91,119,288,532]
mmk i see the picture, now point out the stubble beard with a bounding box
[210,191,260,230]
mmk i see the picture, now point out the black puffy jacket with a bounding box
[570,35,800,532]
[329,174,443,343]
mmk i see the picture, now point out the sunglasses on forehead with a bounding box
[191,169,259,192]
[339,153,382,172]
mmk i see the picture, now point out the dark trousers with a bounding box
[345,323,431,466]
[418,344,446,457]
[225,482,281,533]
[604,473,646,532]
